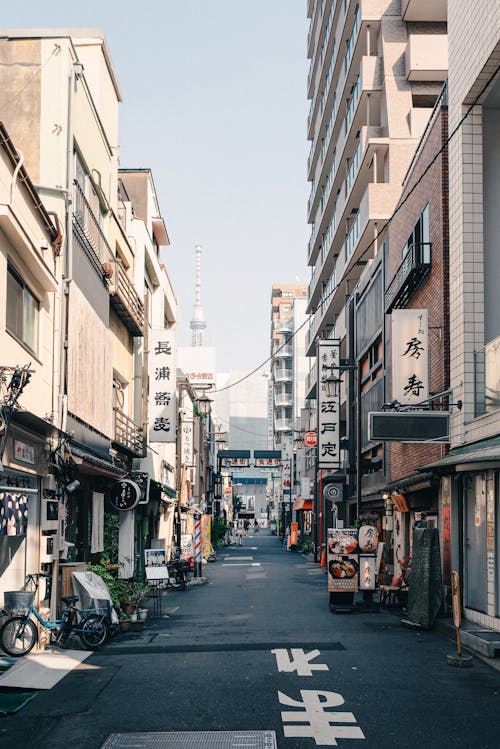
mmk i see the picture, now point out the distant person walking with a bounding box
[254,519,259,533]
[237,528,243,546]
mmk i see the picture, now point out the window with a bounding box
[6,265,39,353]
[402,204,430,258]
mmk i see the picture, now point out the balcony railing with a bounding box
[275,393,293,407]
[274,344,293,359]
[73,180,113,278]
[275,418,293,432]
[113,407,144,455]
[109,260,145,336]
[385,243,432,313]
[274,317,293,334]
[274,368,293,383]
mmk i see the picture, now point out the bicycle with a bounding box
[0,573,108,657]
[165,549,191,590]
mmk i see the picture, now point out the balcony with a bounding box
[275,392,293,407]
[406,34,448,82]
[275,418,293,432]
[385,243,432,313]
[274,368,293,383]
[305,360,318,400]
[73,180,113,280]
[274,344,293,359]
[402,0,447,21]
[274,317,293,334]
[475,335,500,417]
[113,407,144,456]
[109,260,145,336]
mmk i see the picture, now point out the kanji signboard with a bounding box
[392,309,429,406]
[148,329,176,442]
[317,339,341,470]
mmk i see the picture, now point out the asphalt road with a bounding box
[2,532,500,749]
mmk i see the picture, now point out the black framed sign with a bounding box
[109,479,141,511]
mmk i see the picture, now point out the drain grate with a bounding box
[101,731,277,749]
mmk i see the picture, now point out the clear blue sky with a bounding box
[2,1,310,372]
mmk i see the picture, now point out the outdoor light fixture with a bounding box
[321,373,341,399]
[196,393,212,416]
[66,479,80,493]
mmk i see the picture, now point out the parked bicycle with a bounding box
[0,573,108,657]
[166,549,191,590]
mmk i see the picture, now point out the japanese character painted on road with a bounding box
[278,690,365,746]
[271,648,328,677]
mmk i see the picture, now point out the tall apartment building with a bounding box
[270,283,308,526]
[305,0,447,518]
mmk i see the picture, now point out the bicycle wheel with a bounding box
[51,611,74,647]
[0,616,38,657]
[79,614,107,649]
[170,570,186,590]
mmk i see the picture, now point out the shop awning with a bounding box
[292,497,313,511]
[422,435,500,471]
[71,446,126,478]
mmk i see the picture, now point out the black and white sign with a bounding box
[317,339,341,470]
[109,479,141,511]
[148,329,176,442]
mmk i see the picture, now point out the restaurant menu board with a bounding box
[327,528,359,592]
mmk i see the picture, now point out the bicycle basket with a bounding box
[4,590,35,613]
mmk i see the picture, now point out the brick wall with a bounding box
[386,106,449,483]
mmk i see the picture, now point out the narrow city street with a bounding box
[2,532,499,749]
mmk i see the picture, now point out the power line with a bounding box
[209,64,500,395]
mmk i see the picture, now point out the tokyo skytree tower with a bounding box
[190,244,207,347]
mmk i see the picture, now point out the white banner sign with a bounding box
[181,420,194,467]
[317,339,341,469]
[392,309,429,405]
[148,329,177,442]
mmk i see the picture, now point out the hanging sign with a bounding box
[392,309,429,406]
[317,339,341,469]
[181,420,194,467]
[148,328,177,442]
[109,479,141,511]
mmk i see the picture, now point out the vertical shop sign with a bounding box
[317,339,341,470]
[392,309,429,405]
[181,419,194,467]
[148,329,176,442]
[441,486,451,586]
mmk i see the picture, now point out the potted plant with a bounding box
[128,581,150,622]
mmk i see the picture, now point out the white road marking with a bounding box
[224,556,254,560]
[279,690,365,745]
[272,648,328,676]
[222,562,262,567]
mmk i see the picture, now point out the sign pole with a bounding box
[448,570,473,667]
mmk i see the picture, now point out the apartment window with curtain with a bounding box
[6,264,39,354]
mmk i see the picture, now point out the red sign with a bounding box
[303,431,317,447]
